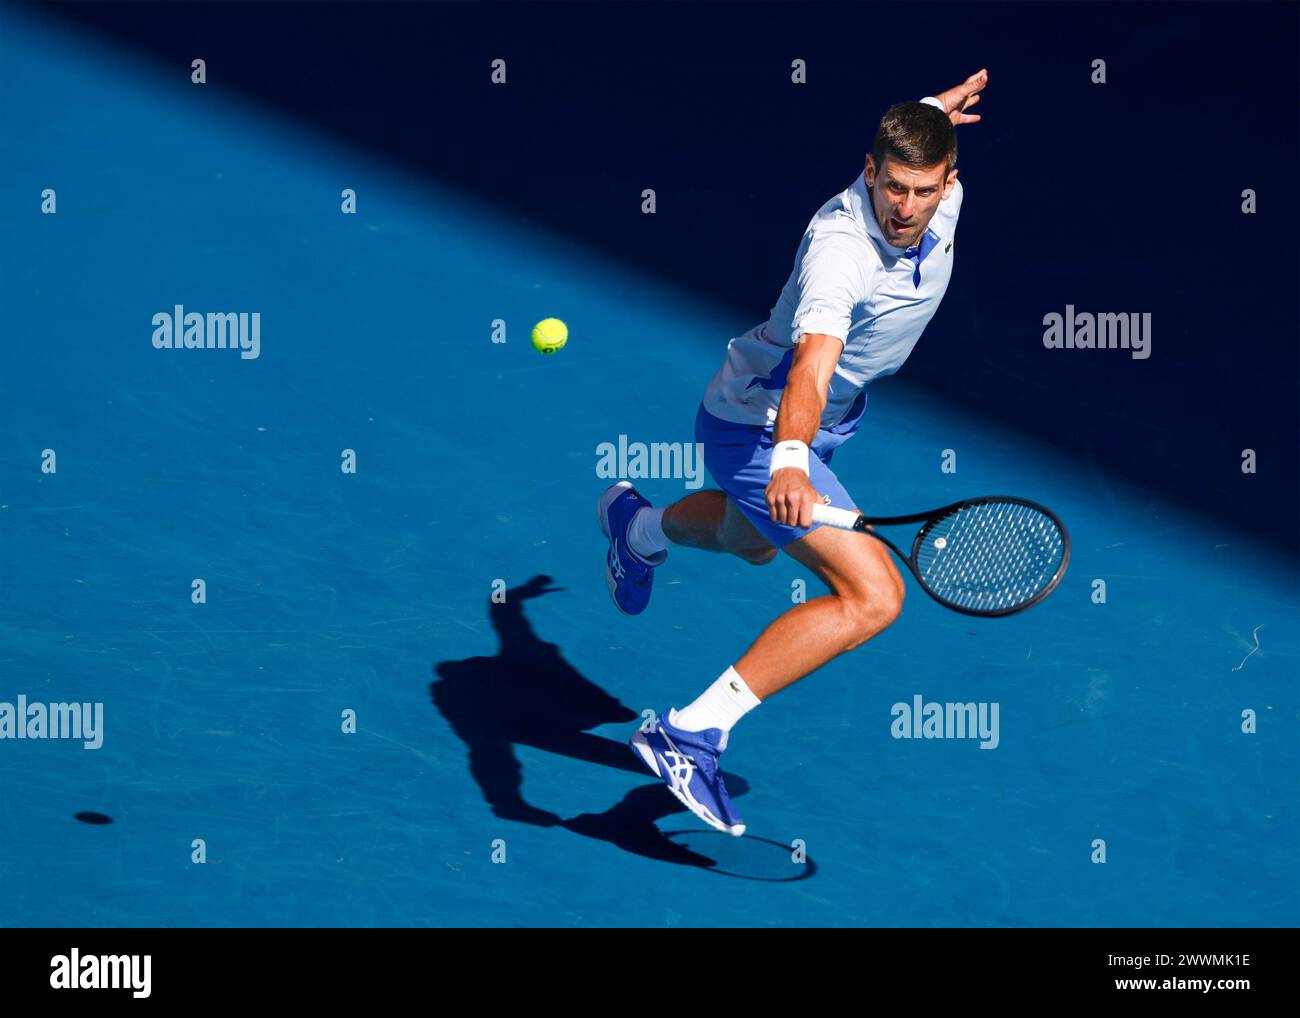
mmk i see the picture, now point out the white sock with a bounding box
[626,506,669,559]
[671,666,761,751]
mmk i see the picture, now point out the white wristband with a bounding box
[769,439,810,477]
[920,95,946,113]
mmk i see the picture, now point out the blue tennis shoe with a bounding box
[597,481,666,615]
[630,708,745,837]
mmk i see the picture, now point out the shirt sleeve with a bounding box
[790,229,864,345]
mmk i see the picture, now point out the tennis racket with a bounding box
[810,496,1070,617]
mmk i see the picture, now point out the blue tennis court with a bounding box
[2,4,1296,927]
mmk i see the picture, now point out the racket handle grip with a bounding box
[811,504,863,530]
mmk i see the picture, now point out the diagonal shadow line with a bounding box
[430,574,756,869]
[23,1,1299,559]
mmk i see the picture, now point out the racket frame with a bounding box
[811,495,1071,617]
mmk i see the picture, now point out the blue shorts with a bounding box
[694,392,868,550]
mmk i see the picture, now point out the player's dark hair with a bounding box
[873,102,956,174]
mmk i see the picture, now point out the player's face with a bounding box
[864,155,956,248]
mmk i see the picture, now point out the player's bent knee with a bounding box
[840,584,904,649]
[718,504,778,565]
[741,544,779,566]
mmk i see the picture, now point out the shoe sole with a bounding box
[629,730,746,838]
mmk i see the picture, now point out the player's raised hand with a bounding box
[933,68,988,126]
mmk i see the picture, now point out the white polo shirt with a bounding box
[702,130,963,430]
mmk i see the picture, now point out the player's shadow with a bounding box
[430,574,749,868]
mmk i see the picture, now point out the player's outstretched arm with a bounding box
[931,68,988,126]
[766,333,843,528]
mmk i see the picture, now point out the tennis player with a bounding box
[599,70,988,835]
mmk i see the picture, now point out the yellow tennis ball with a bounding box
[531,317,568,354]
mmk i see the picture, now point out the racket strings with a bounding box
[916,502,1065,612]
